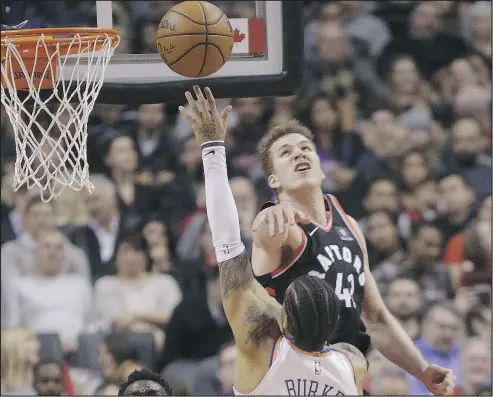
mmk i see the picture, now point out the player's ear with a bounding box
[268,174,281,189]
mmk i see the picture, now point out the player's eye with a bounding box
[281,150,290,157]
[301,146,311,151]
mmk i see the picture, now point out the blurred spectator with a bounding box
[33,361,65,396]
[435,173,476,246]
[129,103,180,177]
[386,277,424,340]
[69,175,127,281]
[409,303,462,395]
[462,1,492,60]
[94,230,181,352]
[104,135,161,227]
[193,342,237,396]
[4,230,93,355]
[99,332,144,386]
[383,54,435,119]
[359,178,400,231]
[228,98,268,175]
[158,265,233,395]
[1,184,29,246]
[1,327,40,395]
[365,211,405,271]
[378,2,470,81]
[143,218,173,274]
[457,338,492,395]
[453,86,492,136]
[444,195,491,284]
[1,196,90,289]
[443,118,492,202]
[369,368,410,395]
[373,222,454,306]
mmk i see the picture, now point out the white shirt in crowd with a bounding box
[94,273,182,330]
[4,274,93,346]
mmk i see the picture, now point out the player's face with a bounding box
[268,133,324,193]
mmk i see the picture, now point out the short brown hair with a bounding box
[258,119,314,176]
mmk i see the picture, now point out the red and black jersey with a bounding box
[255,194,372,355]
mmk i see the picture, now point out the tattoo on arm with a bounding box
[218,251,254,297]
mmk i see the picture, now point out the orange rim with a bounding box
[1,28,119,91]
[1,27,119,58]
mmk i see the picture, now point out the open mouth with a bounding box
[294,161,311,172]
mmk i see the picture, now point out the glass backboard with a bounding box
[2,1,303,103]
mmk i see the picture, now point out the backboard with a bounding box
[2,1,303,104]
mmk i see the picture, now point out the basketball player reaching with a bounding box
[250,121,456,395]
[180,86,368,395]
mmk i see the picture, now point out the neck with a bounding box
[139,127,156,139]
[448,207,470,224]
[96,210,117,231]
[392,91,417,107]
[279,187,326,226]
[118,271,146,281]
[112,169,134,185]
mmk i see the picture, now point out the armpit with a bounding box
[244,304,281,347]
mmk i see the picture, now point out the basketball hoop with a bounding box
[1,27,119,201]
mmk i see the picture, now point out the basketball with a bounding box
[156,1,234,78]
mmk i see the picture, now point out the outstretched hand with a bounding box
[179,85,232,144]
[422,364,456,395]
[252,203,310,237]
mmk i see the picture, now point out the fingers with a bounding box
[178,106,195,125]
[204,87,219,119]
[275,206,286,234]
[221,105,232,127]
[185,90,201,120]
[193,85,210,121]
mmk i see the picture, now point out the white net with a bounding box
[1,30,119,201]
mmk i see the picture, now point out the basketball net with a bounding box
[1,27,119,201]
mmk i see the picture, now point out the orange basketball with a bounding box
[156,1,234,78]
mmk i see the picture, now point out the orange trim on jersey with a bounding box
[271,228,307,278]
[270,336,283,365]
[328,194,365,254]
[309,196,333,232]
[286,338,333,357]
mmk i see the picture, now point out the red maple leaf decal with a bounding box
[233,28,245,43]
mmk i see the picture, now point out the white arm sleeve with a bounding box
[201,141,245,263]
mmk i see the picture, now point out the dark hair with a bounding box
[298,92,339,131]
[104,332,140,365]
[118,369,172,396]
[116,230,148,254]
[257,119,314,176]
[284,275,340,351]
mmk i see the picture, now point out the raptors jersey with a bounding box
[233,336,358,396]
[256,195,372,354]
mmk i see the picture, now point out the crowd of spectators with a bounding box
[0,0,491,395]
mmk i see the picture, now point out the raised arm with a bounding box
[179,86,281,356]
